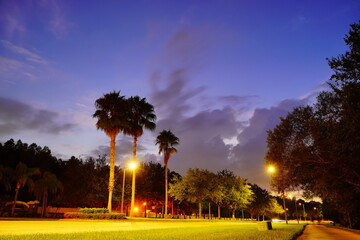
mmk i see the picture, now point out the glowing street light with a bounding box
[143,202,147,218]
[129,160,138,217]
[267,164,288,224]
[267,165,276,174]
[121,160,139,215]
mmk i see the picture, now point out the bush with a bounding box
[79,208,109,214]
[64,211,126,219]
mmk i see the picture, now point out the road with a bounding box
[297,224,360,240]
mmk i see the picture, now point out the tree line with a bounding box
[0,138,289,219]
[265,21,360,228]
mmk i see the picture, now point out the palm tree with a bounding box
[10,162,40,216]
[156,130,179,215]
[93,91,128,211]
[0,165,11,191]
[124,96,156,216]
[124,96,156,158]
[34,171,63,217]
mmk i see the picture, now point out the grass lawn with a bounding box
[0,218,305,240]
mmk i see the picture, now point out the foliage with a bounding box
[265,21,360,228]
[64,211,125,219]
[79,208,109,214]
[124,96,156,157]
[9,162,40,216]
[34,172,63,217]
[156,129,179,215]
[170,168,253,218]
[93,91,128,211]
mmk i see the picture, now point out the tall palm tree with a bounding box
[124,96,156,159]
[10,162,40,216]
[124,96,156,216]
[34,171,63,217]
[93,91,128,211]
[0,165,11,191]
[156,130,179,215]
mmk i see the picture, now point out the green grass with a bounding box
[0,219,305,240]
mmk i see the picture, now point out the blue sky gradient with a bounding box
[0,0,359,188]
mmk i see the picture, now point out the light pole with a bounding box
[293,196,299,224]
[299,202,306,221]
[267,165,288,224]
[121,167,126,214]
[143,202,147,218]
[129,161,137,217]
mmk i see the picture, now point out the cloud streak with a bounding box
[1,40,48,65]
[0,96,76,135]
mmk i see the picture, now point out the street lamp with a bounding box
[267,165,288,224]
[121,160,138,215]
[129,160,137,217]
[267,165,276,174]
[143,202,147,218]
[121,166,126,214]
[299,202,306,221]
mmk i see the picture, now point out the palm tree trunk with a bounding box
[232,209,235,219]
[107,134,116,212]
[282,193,288,224]
[198,201,202,218]
[164,161,168,215]
[217,204,221,219]
[130,136,137,217]
[133,136,137,157]
[41,193,46,217]
[11,183,20,216]
[208,202,211,219]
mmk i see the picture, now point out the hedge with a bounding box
[79,208,109,214]
[64,212,126,219]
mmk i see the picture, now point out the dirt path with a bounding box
[297,224,360,240]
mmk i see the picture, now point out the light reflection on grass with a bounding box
[0,218,305,240]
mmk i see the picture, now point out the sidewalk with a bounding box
[297,224,360,240]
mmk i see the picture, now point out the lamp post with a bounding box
[129,161,137,217]
[293,196,299,224]
[143,202,147,218]
[299,202,306,221]
[121,167,126,214]
[267,165,288,224]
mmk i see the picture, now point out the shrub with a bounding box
[79,208,109,214]
[64,211,126,219]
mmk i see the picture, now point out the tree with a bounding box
[93,91,128,211]
[170,168,213,217]
[10,162,40,216]
[247,184,271,220]
[221,174,253,219]
[208,171,226,219]
[265,198,284,219]
[0,165,11,191]
[124,96,156,216]
[265,21,360,228]
[156,130,179,215]
[34,171,63,217]
[124,96,156,158]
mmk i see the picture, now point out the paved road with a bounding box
[297,224,360,240]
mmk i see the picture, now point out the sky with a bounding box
[0,0,359,189]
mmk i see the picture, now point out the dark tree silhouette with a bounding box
[93,91,128,211]
[156,130,179,215]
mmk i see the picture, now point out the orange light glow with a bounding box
[129,161,137,170]
[267,165,275,173]
[134,207,139,212]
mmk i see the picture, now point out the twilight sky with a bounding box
[0,0,359,188]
